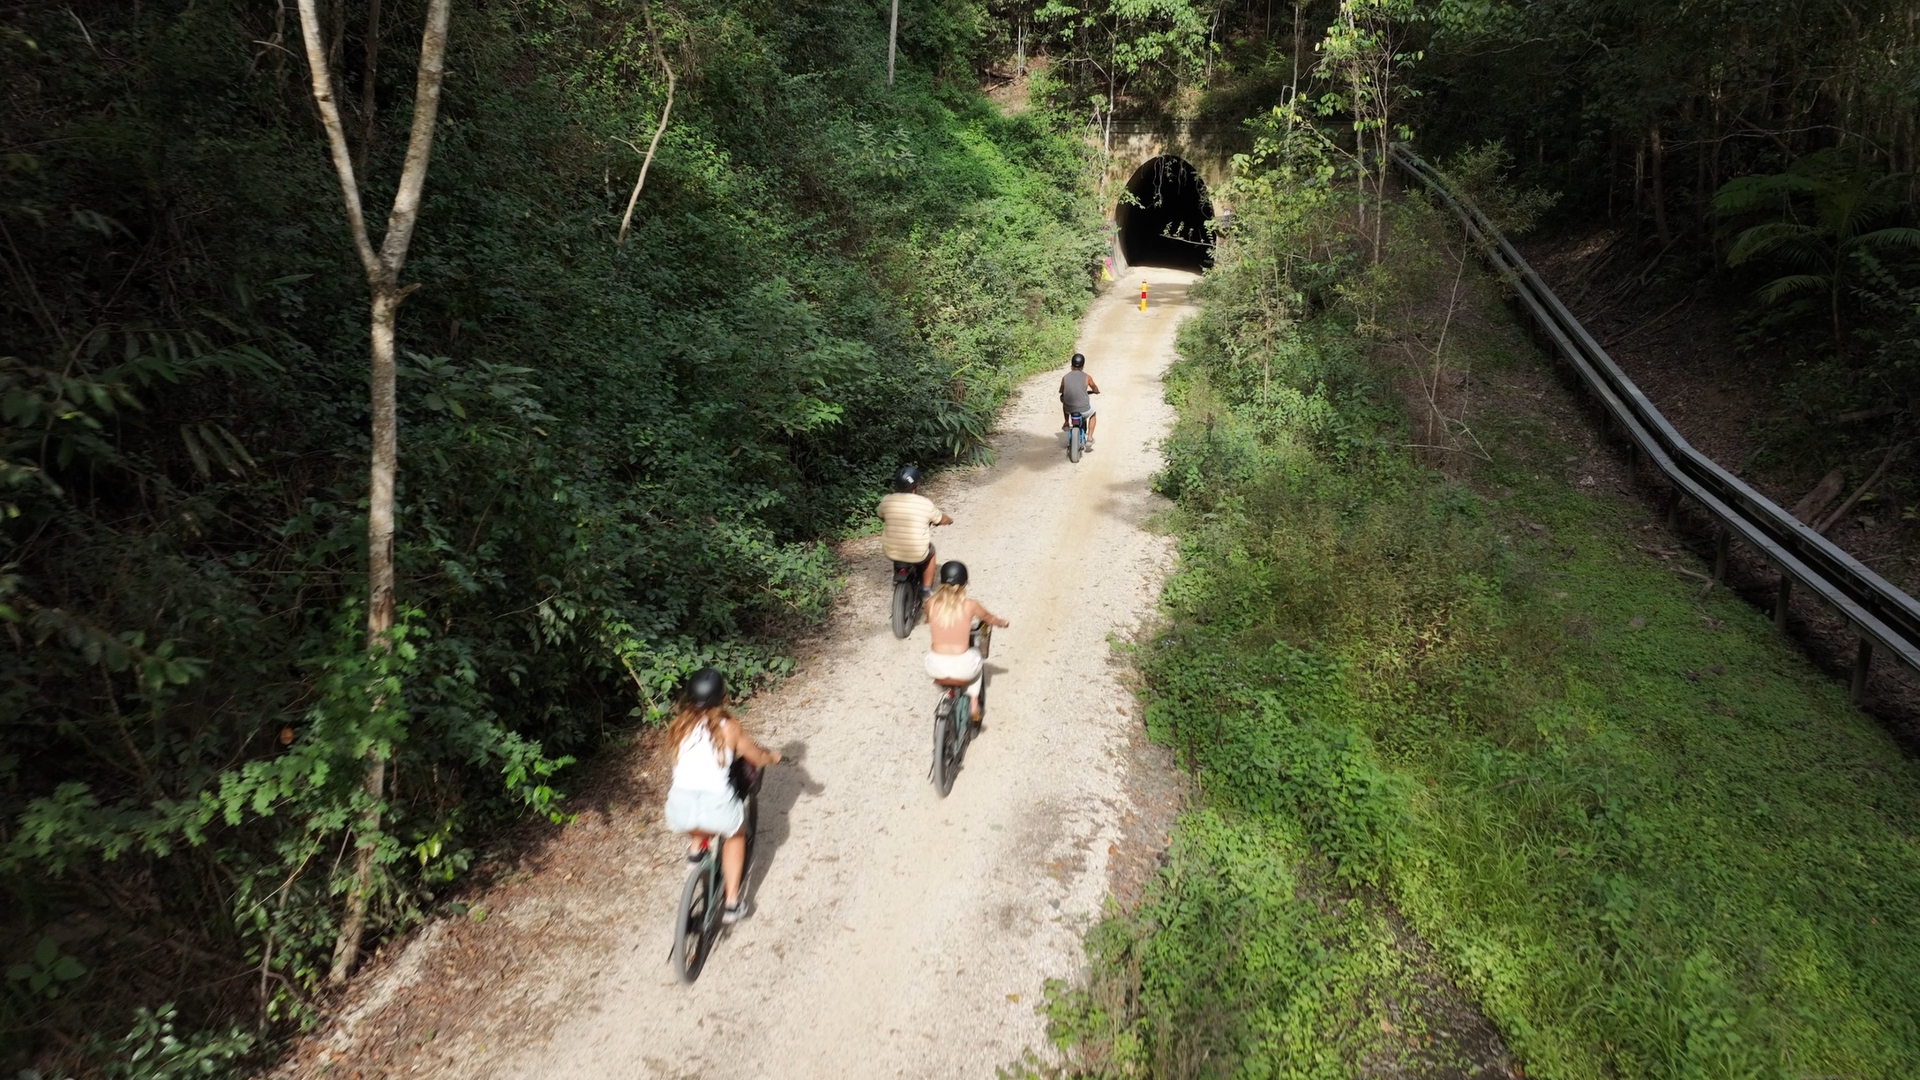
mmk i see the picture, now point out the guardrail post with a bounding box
[1667,492,1681,530]
[1775,574,1792,631]
[1713,528,1728,581]
[1853,636,1873,705]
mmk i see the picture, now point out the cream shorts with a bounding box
[664,787,745,837]
[924,649,984,699]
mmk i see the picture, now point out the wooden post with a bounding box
[1667,492,1680,529]
[1852,635,1872,705]
[1775,574,1791,631]
[1713,528,1728,581]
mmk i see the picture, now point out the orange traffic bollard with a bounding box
[1139,280,1148,312]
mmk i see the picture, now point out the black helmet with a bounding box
[892,464,922,493]
[938,560,968,587]
[683,667,726,711]
[1070,353,1086,369]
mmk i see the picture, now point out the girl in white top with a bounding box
[662,668,781,923]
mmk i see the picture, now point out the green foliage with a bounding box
[1436,141,1558,237]
[0,0,1100,1069]
[1033,0,1213,115]
[1715,150,1920,341]
[1046,141,1920,1078]
[7,938,86,1000]
[101,1004,254,1080]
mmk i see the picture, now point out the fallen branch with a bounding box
[1816,443,1905,534]
[616,5,675,248]
[1790,467,1845,524]
[1611,292,1694,348]
[1836,404,1901,424]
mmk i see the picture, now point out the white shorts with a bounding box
[924,649,984,698]
[664,787,745,837]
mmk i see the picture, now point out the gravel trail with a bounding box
[284,267,1198,1080]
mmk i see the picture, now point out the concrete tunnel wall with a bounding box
[1098,124,1240,277]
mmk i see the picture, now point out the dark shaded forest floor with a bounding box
[1525,229,1920,748]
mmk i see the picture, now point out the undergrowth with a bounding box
[1032,128,1920,1078]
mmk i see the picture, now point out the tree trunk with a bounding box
[887,0,899,87]
[357,0,382,174]
[1015,16,1024,76]
[1289,1,1302,103]
[1650,125,1672,247]
[296,0,452,987]
[616,4,674,248]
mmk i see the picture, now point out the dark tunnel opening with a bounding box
[1115,156,1213,271]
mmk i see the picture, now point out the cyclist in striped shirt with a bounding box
[876,465,950,594]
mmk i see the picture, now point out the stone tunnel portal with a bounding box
[1116,156,1213,271]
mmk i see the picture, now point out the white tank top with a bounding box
[672,722,734,795]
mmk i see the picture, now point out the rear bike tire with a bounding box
[670,861,717,983]
[891,581,914,639]
[933,696,962,797]
[1068,425,1082,463]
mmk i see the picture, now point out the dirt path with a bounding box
[280,267,1199,1079]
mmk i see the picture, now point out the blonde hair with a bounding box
[926,582,967,625]
[666,704,728,765]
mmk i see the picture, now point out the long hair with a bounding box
[926,582,967,626]
[666,703,727,765]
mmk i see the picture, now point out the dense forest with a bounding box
[3,0,1100,1071]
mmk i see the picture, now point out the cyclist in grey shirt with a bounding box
[1059,352,1101,449]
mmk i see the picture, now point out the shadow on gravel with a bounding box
[747,743,823,901]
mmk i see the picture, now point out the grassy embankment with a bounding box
[1034,142,1920,1078]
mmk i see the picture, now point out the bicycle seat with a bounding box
[932,677,972,688]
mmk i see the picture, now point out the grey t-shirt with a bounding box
[1060,370,1092,413]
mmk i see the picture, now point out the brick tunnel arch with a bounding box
[1116,155,1213,271]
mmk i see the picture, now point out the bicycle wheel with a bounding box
[891,581,913,639]
[933,696,961,797]
[1068,425,1082,463]
[741,792,759,885]
[670,862,716,983]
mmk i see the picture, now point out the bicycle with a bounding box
[1066,412,1089,463]
[669,767,761,983]
[931,622,991,797]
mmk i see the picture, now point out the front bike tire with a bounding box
[891,581,913,639]
[742,792,759,885]
[933,697,961,797]
[671,862,716,983]
[1068,426,1082,463]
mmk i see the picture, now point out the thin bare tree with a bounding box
[294,0,453,985]
[888,0,900,87]
[617,4,675,247]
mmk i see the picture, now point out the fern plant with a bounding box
[1713,150,1920,346]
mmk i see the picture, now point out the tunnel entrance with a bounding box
[1116,156,1213,270]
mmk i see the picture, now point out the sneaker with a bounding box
[721,899,750,925]
[919,585,933,600]
[1084,439,1095,451]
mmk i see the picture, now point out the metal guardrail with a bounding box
[1390,145,1920,701]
